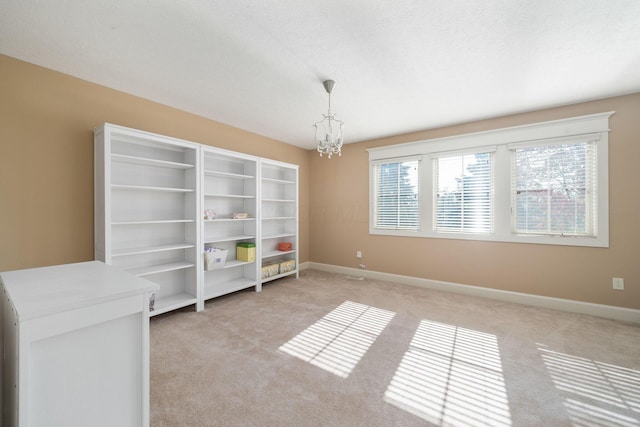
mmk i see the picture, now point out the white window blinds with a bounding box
[373,159,419,230]
[511,140,597,236]
[434,152,493,233]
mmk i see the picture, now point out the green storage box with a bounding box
[236,242,256,262]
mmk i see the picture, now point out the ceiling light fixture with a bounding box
[313,79,344,158]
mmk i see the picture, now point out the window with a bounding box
[511,141,597,237]
[368,112,612,247]
[434,152,493,234]
[372,159,419,231]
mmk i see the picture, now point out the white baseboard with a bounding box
[299,261,311,272]
[306,262,640,324]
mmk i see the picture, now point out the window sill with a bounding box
[370,228,609,248]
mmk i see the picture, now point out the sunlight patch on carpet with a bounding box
[539,346,640,426]
[384,320,512,426]
[278,300,395,378]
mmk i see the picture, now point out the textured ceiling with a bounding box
[2,1,640,149]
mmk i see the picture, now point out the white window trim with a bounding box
[368,112,613,247]
[432,151,495,234]
[370,156,422,233]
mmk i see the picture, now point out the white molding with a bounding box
[367,111,614,161]
[306,262,640,324]
[299,261,312,271]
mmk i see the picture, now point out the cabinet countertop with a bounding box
[0,261,158,321]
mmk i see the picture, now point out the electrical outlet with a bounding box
[356,250,362,259]
[612,277,624,290]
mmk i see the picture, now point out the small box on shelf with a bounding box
[278,242,293,251]
[236,242,256,262]
[230,212,250,219]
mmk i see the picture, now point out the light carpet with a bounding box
[150,269,640,426]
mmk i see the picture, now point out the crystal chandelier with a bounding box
[313,80,344,158]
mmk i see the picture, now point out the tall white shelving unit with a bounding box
[201,147,259,307]
[94,124,201,316]
[260,159,299,282]
[95,124,299,315]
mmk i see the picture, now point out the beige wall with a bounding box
[0,54,309,271]
[2,54,639,310]
[309,92,640,309]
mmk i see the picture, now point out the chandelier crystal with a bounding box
[313,80,344,158]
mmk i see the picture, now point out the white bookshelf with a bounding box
[260,159,299,283]
[201,147,259,305]
[94,124,300,314]
[94,123,201,316]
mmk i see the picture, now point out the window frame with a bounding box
[368,112,612,247]
[432,148,496,235]
[371,157,421,232]
[509,136,599,238]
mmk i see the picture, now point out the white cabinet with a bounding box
[94,124,201,316]
[260,159,299,282]
[0,261,158,427]
[200,147,259,306]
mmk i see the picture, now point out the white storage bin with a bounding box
[204,248,228,270]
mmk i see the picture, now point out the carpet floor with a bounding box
[150,269,640,426]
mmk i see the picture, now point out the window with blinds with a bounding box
[368,112,610,246]
[511,141,597,236]
[434,152,493,233]
[373,159,420,230]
